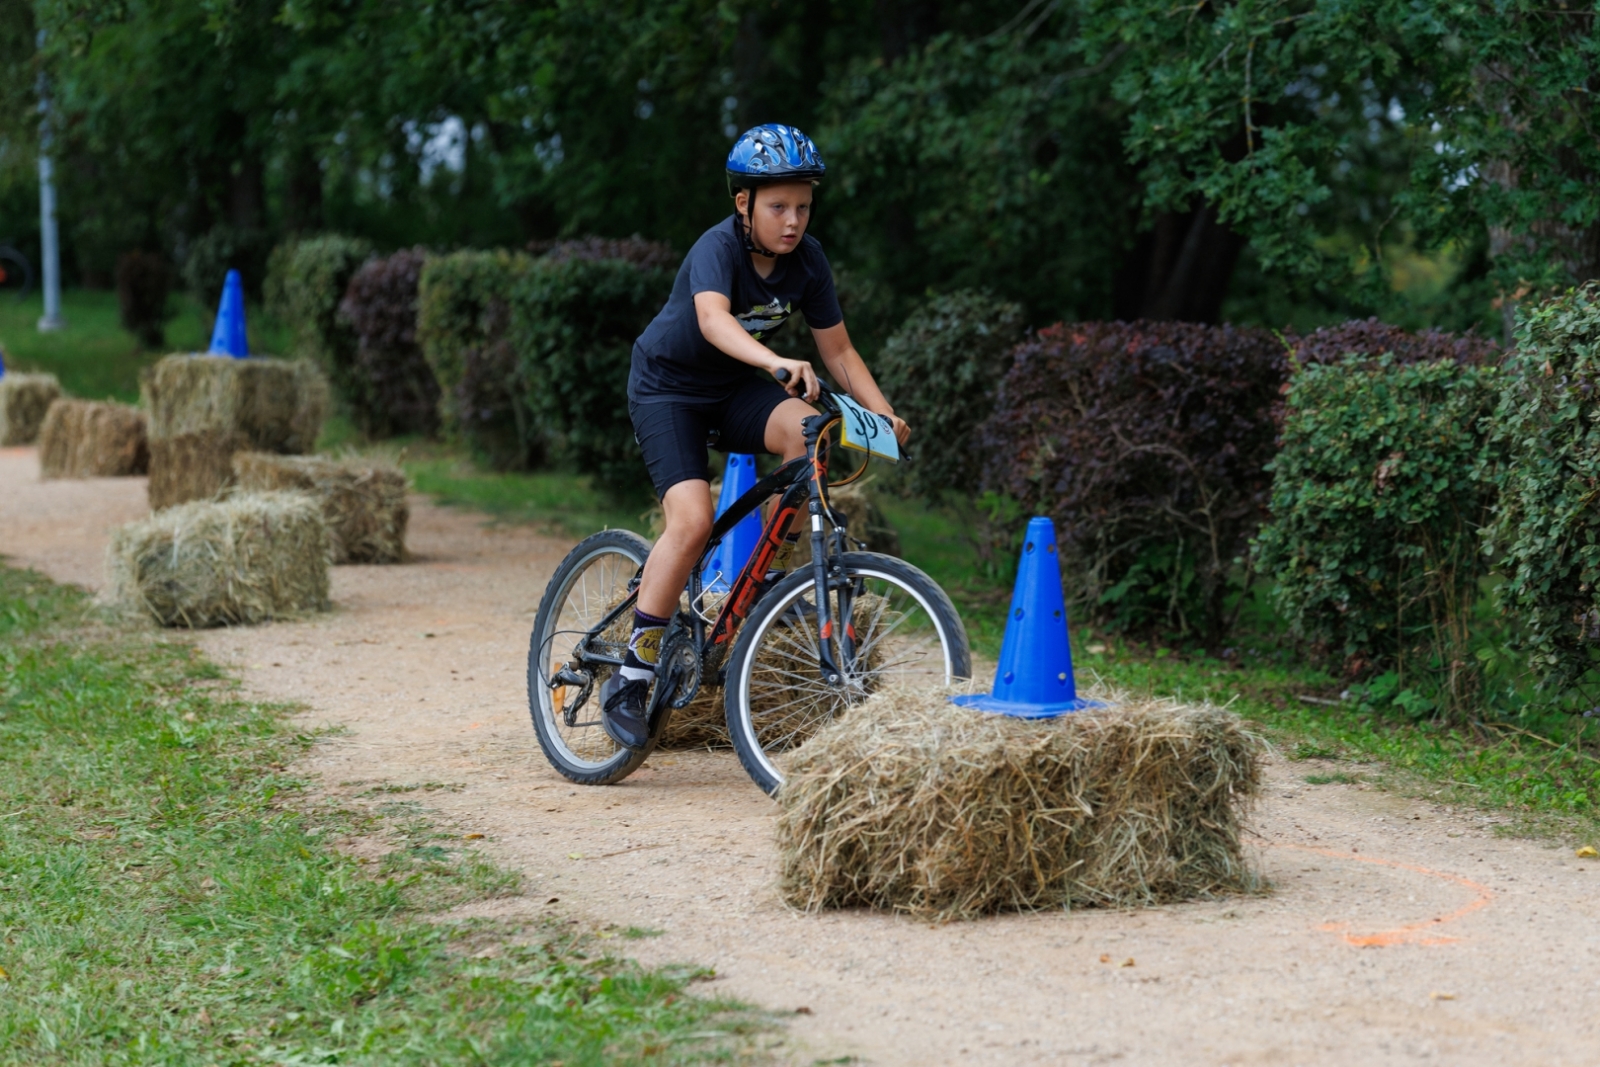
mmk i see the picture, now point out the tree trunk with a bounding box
[1112,202,1245,324]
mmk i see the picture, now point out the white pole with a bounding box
[36,30,63,332]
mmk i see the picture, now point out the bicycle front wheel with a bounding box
[724,551,971,796]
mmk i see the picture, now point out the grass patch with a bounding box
[0,289,291,403]
[397,439,651,539]
[0,564,775,1064]
[1076,636,1600,830]
[1303,773,1361,785]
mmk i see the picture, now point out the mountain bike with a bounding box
[527,371,972,796]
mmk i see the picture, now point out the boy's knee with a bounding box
[677,510,713,543]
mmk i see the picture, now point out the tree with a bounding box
[1078,0,1600,331]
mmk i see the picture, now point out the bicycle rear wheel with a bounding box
[527,529,654,785]
[724,551,971,796]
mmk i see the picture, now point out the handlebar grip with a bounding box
[774,368,791,384]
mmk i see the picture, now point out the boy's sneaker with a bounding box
[600,675,652,751]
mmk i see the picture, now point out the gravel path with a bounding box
[3,445,1597,1065]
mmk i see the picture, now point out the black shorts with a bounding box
[629,377,792,497]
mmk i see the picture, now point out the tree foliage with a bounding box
[1084,0,1600,302]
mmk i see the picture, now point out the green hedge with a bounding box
[264,234,375,422]
[1255,353,1503,719]
[417,250,672,488]
[416,250,535,468]
[514,257,673,493]
[1490,283,1600,701]
[876,289,1024,504]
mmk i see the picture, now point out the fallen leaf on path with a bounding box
[795,1006,813,1015]
[463,833,484,840]
[1099,954,1111,963]
[1430,991,1455,1001]
[1120,958,1136,968]
[1576,846,1598,859]
[567,852,584,860]
[545,897,559,904]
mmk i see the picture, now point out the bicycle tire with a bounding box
[724,551,971,796]
[527,529,656,785]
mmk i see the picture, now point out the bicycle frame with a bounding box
[564,392,860,698]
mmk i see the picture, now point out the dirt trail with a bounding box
[4,444,1599,1065]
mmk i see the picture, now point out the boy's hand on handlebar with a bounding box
[886,414,910,446]
[771,360,820,403]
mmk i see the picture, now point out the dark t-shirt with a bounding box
[629,215,843,402]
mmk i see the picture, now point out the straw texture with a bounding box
[146,431,249,510]
[775,688,1263,920]
[107,491,331,627]
[141,354,329,509]
[37,399,149,478]
[657,592,888,750]
[232,452,409,564]
[0,373,63,445]
[142,354,327,451]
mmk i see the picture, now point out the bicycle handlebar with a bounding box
[774,366,835,405]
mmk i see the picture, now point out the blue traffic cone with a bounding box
[702,454,762,594]
[207,269,249,358]
[951,516,1103,718]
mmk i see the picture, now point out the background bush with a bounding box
[184,225,273,308]
[513,257,674,496]
[978,321,1284,648]
[876,289,1025,505]
[265,235,375,421]
[338,248,440,438]
[1254,348,1503,720]
[528,236,677,270]
[1490,283,1600,706]
[114,250,173,350]
[417,250,536,469]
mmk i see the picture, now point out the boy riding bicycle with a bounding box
[606,123,910,751]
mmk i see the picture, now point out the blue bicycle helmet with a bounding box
[725,124,826,257]
[725,124,826,195]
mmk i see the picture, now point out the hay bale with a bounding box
[142,354,329,509]
[0,373,63,445]
[107,491,331,627]
[38,399,149,478]
[142,353,327,452]
[232,452,409,563]
[775,689,1264,920]
[146,430,248,510]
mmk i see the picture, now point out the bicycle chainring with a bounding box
[665,633,701,709]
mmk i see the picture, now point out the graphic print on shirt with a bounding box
[736,299,793,340]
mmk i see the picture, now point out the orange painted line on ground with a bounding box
[1266,841,1495,947]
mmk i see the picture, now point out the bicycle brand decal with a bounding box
[834,391,900,463]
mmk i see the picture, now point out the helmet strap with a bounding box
[741,187,778,259]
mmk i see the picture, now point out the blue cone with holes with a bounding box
[702,454,762,594]
[208,269,249,358]
[951,516,1104,718]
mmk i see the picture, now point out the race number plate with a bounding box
[835,391,900,463]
